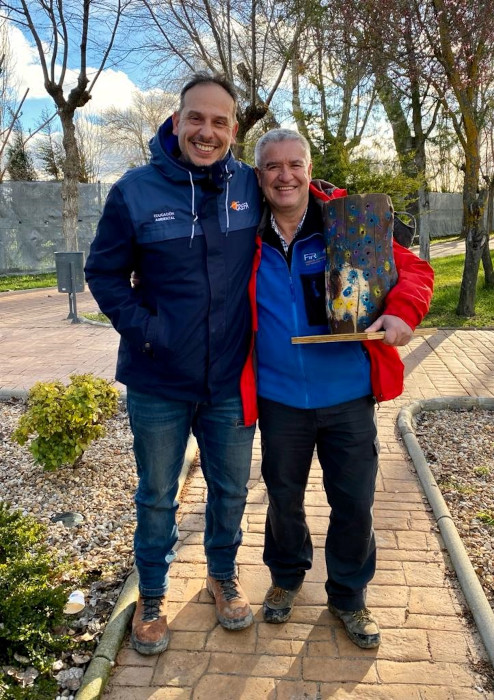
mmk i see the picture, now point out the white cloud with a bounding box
[85,69,137,113]
[5,21,139,114]
[5,22,46,98]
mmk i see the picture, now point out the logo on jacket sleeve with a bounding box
[230,201,249,211]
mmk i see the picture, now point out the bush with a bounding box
[12,374,119,470]
[0,502,72,698]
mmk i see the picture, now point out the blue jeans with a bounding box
[259,395,378,611]
[127,389,255,597]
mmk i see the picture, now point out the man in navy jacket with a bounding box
[85,73,261,655]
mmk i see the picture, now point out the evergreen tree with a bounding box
[6,124,36,181]
[36,109,64,180]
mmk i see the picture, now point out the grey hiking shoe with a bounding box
[263,583,302,624]
[327,603,381,648]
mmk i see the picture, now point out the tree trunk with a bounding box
[418,187,431,261]
[60,110,81,251]
[482,179,494,287]
[456,147,485,316]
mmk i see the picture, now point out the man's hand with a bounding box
[365,314,413,346]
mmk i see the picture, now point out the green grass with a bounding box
[421,252,494,328]
[2,248,494,329]
[80,311,110,323]
[0,272,57,292]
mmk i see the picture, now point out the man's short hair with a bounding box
[179,72,238,113]
[255,129,311,168]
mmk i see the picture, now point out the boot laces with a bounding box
[353,607,372,623]
[267,586,287,605]
[218,579,240,601]
[142,596,163,622]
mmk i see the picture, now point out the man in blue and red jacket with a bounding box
[252,129,434,649]
[85,73,261,655]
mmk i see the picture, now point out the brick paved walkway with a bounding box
[1,288,493,698]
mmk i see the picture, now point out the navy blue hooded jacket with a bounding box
[85,117,261,404]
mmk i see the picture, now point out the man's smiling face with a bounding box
[255,140,312,219]
[172,82,238,167]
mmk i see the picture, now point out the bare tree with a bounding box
[103,90,178,166]
[3,1,129,250]
[75,112,105,183]
[409,0,494,316]
[290,17,377,184]
[139,0,308,158]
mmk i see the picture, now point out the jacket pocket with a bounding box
[300,271,327,326]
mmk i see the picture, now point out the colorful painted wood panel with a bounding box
[324,193,398,334]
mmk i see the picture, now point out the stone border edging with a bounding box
[0,388,198,699]
[78,315,112,328]
[397,396,494,668]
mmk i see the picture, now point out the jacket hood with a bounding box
[149,116,236,188]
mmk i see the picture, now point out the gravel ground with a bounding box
[414,407,494,610]
[0,398,137,698]
[1,398,493,696]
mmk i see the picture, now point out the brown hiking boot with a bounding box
[131,595,169,655]
[206,575,254,630]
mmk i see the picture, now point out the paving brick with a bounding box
[208,651,302,678]
[153,651,210,687]
[427,629,471,662]
[372,568,406,585]
[115,648,158,667]
[276,680,319,699]
[204,624,256,653]
[167,631,208,651]
[167,602,217,631]
[305,638,339,656]
[105,688,192,699]
[395,530,428,550]
[404,613,466,632]
[255,637,306,655]
[403,562,447,586]
[303,657,378,683]
[111,665,155,687]
[192,674,275,699]
[408,587,463,616]
[257,621,317,641]
[366,585,409,607]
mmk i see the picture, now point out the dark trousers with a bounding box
[258,395,379,611]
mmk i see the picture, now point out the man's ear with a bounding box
[230,121,239,144]
[308,161,313,178]
[172,111,180,135]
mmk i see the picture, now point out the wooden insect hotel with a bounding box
[323,194,398,335]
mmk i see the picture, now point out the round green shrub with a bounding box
[12,373,119,470]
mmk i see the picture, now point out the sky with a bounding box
[6,20,148,132]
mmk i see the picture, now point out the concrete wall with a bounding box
[0,183,492,276]
[0,181,111,275]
